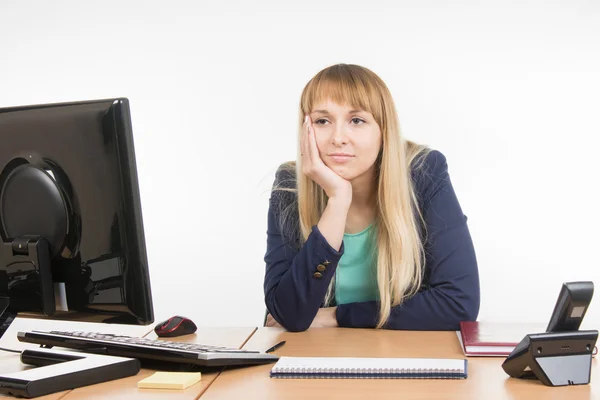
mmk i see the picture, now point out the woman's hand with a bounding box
[301,115,352,203]
[265,308,338,330]
[265,314,282,328]
[309,307,339,328]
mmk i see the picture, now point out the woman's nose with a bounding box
[331,125,349,146]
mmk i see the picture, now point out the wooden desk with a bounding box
[61,327,256,400]
[201,327,598,400]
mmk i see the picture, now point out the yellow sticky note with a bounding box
[137,372,202,390]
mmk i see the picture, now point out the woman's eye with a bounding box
[314,119,328,125]
[351,118,365,124]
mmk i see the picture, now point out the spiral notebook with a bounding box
[270,357,467,379]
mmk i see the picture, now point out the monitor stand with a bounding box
[0,237,55,318]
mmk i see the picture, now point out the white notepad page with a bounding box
[272,357,466,373]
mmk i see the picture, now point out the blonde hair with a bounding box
[276,64,430,328]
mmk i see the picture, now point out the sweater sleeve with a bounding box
[263,166,345,332]
[335,150,481,330]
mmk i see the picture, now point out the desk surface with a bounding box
[2,323,597,399]
[201,327,598,400]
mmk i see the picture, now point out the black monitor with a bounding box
[545,281,594,333]
[0,98,154,335]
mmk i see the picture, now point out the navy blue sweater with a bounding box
[263,150,480,332]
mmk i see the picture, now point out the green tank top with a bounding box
[335,224,379,305]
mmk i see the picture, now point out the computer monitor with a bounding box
[0,98,154,334]
[545,281,594,332]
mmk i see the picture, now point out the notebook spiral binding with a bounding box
[271,366,466,379]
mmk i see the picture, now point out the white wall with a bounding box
[1,0,598,329]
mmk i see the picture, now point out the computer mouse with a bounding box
[154,315,197,338]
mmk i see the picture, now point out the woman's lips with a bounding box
[329,154,354,163]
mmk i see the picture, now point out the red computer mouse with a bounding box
[154,315,198,337]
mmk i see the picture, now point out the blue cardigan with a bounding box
[263,150,480,332]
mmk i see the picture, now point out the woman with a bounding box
[263,64,479,332]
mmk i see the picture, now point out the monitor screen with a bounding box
[0,98,154,328]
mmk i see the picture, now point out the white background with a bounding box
[1,0,599,329]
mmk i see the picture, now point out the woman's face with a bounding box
[309,99,382,181]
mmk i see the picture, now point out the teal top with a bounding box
[335,224,379,305]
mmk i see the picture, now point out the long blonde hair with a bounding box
[277,64,430,328]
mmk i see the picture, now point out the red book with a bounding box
[458,321,547,357]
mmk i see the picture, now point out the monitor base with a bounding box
[0,237,55,316]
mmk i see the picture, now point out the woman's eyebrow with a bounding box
[311,109,365,115]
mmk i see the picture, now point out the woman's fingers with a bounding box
[300,115,309,159]
[266,314,281,328]
[307,117,320,164]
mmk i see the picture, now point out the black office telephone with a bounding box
[502,281,598,386]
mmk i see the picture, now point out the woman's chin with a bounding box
[330,165,355,180]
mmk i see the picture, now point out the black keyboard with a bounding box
[17,330,279,367]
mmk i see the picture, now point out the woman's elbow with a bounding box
[265,301,312,332]
[451,294,480,327]
[465,298,480,322]
[464,283,481,321]
[454,274,481,323]
[269,313,311,332]
[283,320,310,332]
